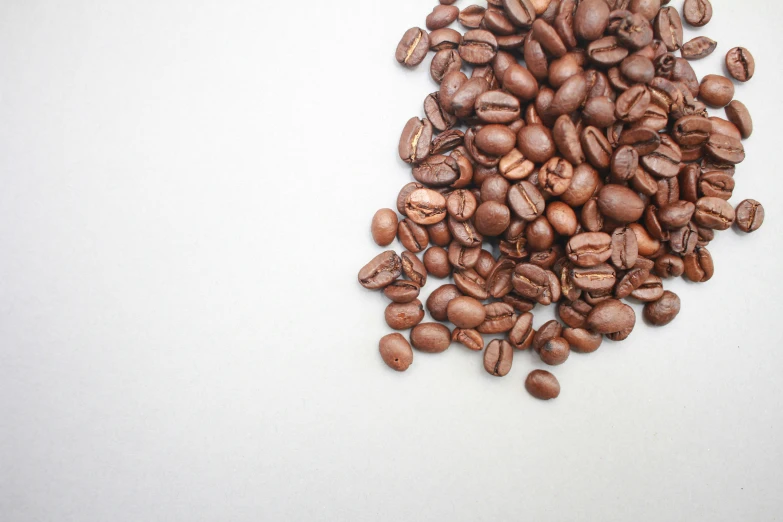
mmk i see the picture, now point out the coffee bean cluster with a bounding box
[360,0,765,401]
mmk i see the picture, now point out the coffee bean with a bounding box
[700,74,734,108]
[658,201,695,229]
[582,96,617,129]
[517,124,556,163]
[709,117,742,141]
[614,266,649,299]
[735,199,764,233]
[404,188,447,226]
[654,7,683,51]
[562,328,603,353]
[597,185,645,224]
[726,47,755,82]
[681,36,717,60]
[421,247,450,279]
[615,84,651,123]
[499,149,536,180]
[567,232,613,267]
[610,146,639,183]
[484,339,513,376]
[474,200,511,236]
[530,319,561,353]
[400,251,427,287]
[611,226,639,270]
[615,11,654,50]
[427,284,463,321]
[502,64,540,102]
[574,0,609,41]
[397,182,424,216]
[447,242,481,271]
[546,201,578,236]
[581,126,613,170]
[620,55,655,84]
[477,302,517,334]
[454,268,490,299]
[540,337,570,365]
[459,5,486,29]
[379,333,414,371]
[699,172,734,200]
[447,295,487,329]
[399,117,433,164]
[683,0,712,27]
[630,273,664,302]
[396,28,430,68]
[412,155,460,187]
[569,263,616,292]
[475,91,521,124]
[486,257,515,298]
[371,209,399,247]
[722,101,752,139]
[459,30,498,65]
[668,221,697,255]
[561,163,601,207]
[428,220,453,247]
[430,130,464,156]
[383,280,421,303]
[452,328,484,351]
[526,370,560,400]
[654,254,685,278]
[705,133,745,165]
[513,264,560,305]
[508,180,546,221]
[475,124,517,157]
[641,140,682,178]
[385,299,425,330]
[427,5,459,31]
[672,115,711,148]
[446,190,477,223]
[588,36,629,67]
[643,290,681,326]
[551,73,589,116]
[557,299,592,329]
[429,28,462,51]
[411,322,452,353]
[448,216,484,247]
[503,0,537,28]
[620,127,661,156]
[398,218,429,253]
[508,312,535,350]
[359,251,402,290]
[683,246,714,282]
[581,198,604,232]
[587,298,636,340]
[694,196,735,230]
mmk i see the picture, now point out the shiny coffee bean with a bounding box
[371,209,399,247]
[383,280,421,303]
[404,188,447,225]
[447,296,487,329]
[477,302,517,334]
[411,322,452,353]
[611,226,639,270]
[484,339,513,377]
[474,201,511,236]
[452,328,484,351]
[359,251,402,289]
[587,298,636,340]
[644,290,681,326]
[699,172,734,200]
[629,273,664,302]
[401,250,427,287]
[508,180,546,221]
[569,263,616,292]
[428,220,453,247]
[558,299,593,329]
[567,232,613,267]
[725,100,753,139]
[735,199,764,233]
[513,264,561,305]
[399,117,433,164]
[459,30,498,65]
[654,7,683,51]
[526,370,560,400]
[509,312,535,350]
[694,197,735,230]
[654,254,685,278]
[700,74,734,108]
[705,133,745,165]
[562,328,603,353]
[426,5,459,30]
[597,185,645,223]
[385,299,425,330]
[423,247,451,279]
[396,28,431,67]
[398,218,429,253]
[454,268,490,299]
[475,91,521,124]
[726,47,755,82]
[426,284,462,321]
[379,333,414,371]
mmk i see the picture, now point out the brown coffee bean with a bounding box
[658,201,696,229]
[503,0,537,28]
[597,185,645,223]
[397,182,425,216]
[499,149,536,181]
[587,299,636,340]
[509,312,535,350]
[513,264,560,305]
[540,337,570,365]
[672,115,711,148]
[425,93,458,133]
[459,30,498,65]
[615,84,651,123]
[700,74,734,108]
[475,91,521,124]
[668,222,698,255]
[567,232,613,267]
[735,199,764,233]
[724,101,753,139]
[446,190,477,223]
[371,209,399,247]
[705,133,745,165]
[454,268,490,300]
[517,124,556,163]
[538,157,574,197]
[581,126,612,170]
[422,247,450,279]
[486,257,515,298]
[630,273,664,302]
[581,198,604,232]
[398,218,429,253]
[427,284,463,321]
[558,299,592,329]
[502,64,539,102]
[429,28,462,51]
[359,251,402,290]
[681,36,717,60]
[399,117,433,164]
[699,172,734,200]
[588,36,629,67]
[412,155,460,187]
[476,124,517,156]
[726,47,755,82]
[428,220,453,247]
[620,127,661,156]
[447,296,487,329]
[561,163,601,207]
[477,302,517,334]
[582,96,617,129]
[530,319,561,353]
[426,5,459,30]
[643,290,681,326]
[508,180,546,221]
[385,299,425,330]
[620,55,655,84]
[383,280,421,304]
[574,0,609,42]
[683,0,712,27]
[404,188,447,226]
[411,322,452,353]
[459,5,486,28]
[526,370,560,400]
[654,7,683,51]
[615,11,654,49]
[396,28,431,68]
[401,250,427,287]
[379,333,414,372]
[562,328,603,353]
[569,263,616,292]
[474,201,511,236]
[553,115,586,166]
[611,226,639,270]
[484,339,513,376]
[546,201,578,236]
[654,254,685,278]
[452,328,484,351]
[694,197,735,230]
[683,247,714,282]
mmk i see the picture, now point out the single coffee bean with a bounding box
[615,11,654,50]
[597,185,645,223]
[483,8,517,36]
[709,116,742,141]
[517,124,556,163]
[526,369,560,400]
[358,251,402,290]
[424,93,457,132]
[404,188,447,225]
[427,284,463,321]
[630,273,664,302]
[668,221,698,255]
[634,103,669,131]
[641,141,682,178]
[397,182,424,216]
[371,209,399,247]
[581,126,612,170]
[395,28,431,68]
[454,268,490,300]
[614,266,649,299]
[683,0,712,27]
[423,247,451,279]
[672,115,711,148]
[475,249,496,279]
[561,163,601,207]
[428,220,453,247]
[503,294,536,313]
[503,0,537,28]
[486,257,515,298]
[426,5,459,30]
[654,7,683,51]
[508,180,546,221]
[705,133,745,165]
[508,312,535,350]
[459,5,486,29]
[530,319,562,353]
[475,91,521,124]
[553,114,586,166]
[551,73,589,116]
[536,157,572,197]
[726,47,755,82]
[398,218,429,253]
[620,127,661,156]
[558,299,593,329]
[449,147,475,188]
[610,145,639,182]
[430,49,463,86]
[447,296,487,329]
[567,232,613,267]
[524,216,554,251]
[643,290,681,326]
[630,0,661,21]
[474,200,511,236]
[549,54,583,89]
[644,205,668,241]
[611,226,639,270]
[459,30,498,65]
[532,18,567,57]
[694,196,735,230]
[502,64,540,102]
[452,328,484,351]
[725,100,753,139]
[608,66,633,92]
[448,216,484,248]
[588,36,629,67]
[385,299,425,330]
[412,155,460,187]
[574,0,609,41]
[401,250,427,287]
[399,117,433,164]
[627,223,660,257]
[683,246,714,282]
[581,198,604,232]
[654,254,685,278]
[681,36,717,60]
[562,328,603,353]
[700,74,734,108]
[698,171,734,200]
[513,264,560,305]
[499,149,536,181]
[546,201,578,236]
[620,55,655,84]
[540,337,570,365]
[480,174,510,203]
[477,302,517,334]
[447,242,480,271]
[484,339,514,377]
[476,124,517,156]
[615,84,651,123]
[582,96,617,129]
[379,333,414,371]
[429,28,462,51]
[696,225,715,247]
[735,199,764,233]
[411,322,452,353]
[569,263,617,292]
[587,298,636,340]
[446,190,477,223]
[383,280,421,303]
[658,201,695,229]
[431,130,464,156]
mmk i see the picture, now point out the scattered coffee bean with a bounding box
[379,333,414,371]
[484,339,513,376]
[735,199,764,233]
[452,328,484,351]
[525,370,560,400]
[396,28,430,68]
[644,291,681,326]
[411,322,452,353]
[726,47,755,82]
[683,0,712,27]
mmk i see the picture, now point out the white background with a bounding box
[1,0,782,520]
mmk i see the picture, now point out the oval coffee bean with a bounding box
[509,312,535,350]
[358,251,402,289]
[569,263,616,292]
[475,91,521,124]
[735,199,765,233]
[459,30,498,65]
[446,189,478,222]
[423,247,451,279]
[474,201,511,237]
[401,251,427,287]
[448,216,484,247]
[630,274,664,302]
[426,5,459,30]
[597,185,645,223]
[526,370,560,400]
[452,328,484,351]
[429,28,462,51]
[508,180,546,221]
[654,7,683,51]
[379,333,413,371]
[574,0,610,42]
[611,226,639,270]
[726,47,755,82]
[532,320,563,353]
[558,299,592,329]
[426,284,462,321]
[581,126,612,170]
[448,242,481,270]
[587,299,636,340]
[428,220,452,247]
[404,188,447,225]
[447,296,487,329]
[683,0,712,27]
[683,246,714,282]
[540,337,570,366]
[503,0,537,28]
[644,290,681,326]
[412,155,460,187]
[681,36,717,60]
[484,339,513,377]
[562,328,603,353]
[476,124,517,156]
[567,232,613,267]
[658,201,696,230]
[513,264,560,305]
[705,133,745,165]
[587,36,629,67]
[396,28,430,68]
[410,322,452,353]
[385,299,425,330]
[615,84,650,123]
[477,302,517,334]
[398,218,429,253]
[700,74,734,108]
[654,254,685,278]
[725,100,753,139]
[454,269,490,300]
[371,209,399,246]
[399,117,433,164]
[699,172,734,200]
[383,280,421,303]
[425,91,458,130]
[694,197,735,230]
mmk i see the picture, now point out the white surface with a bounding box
[1,1,782,520]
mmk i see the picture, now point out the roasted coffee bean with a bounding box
[503,0,537,28]
[694,197,735,230]
[581,198,604,232]
[401,250,427,287]
[475,91,521,124]
[537,157,573,197]
[672,115,711,148]
[563,328,603,353]
[642,141,682,179]
[699,172,734,200]
[426,284,462,321]
[620,127,661,156]
[486,257,515,298]
[371,209,399,247]
[540,337,571,365]
[429,28,462,51]
[611,226,639,270]
[644,205,668,240]
[587,298,635,340]
[517,124,556,163]
[551,73,589,116]
[615,84,651,123]
[529,321,562,354]
[725,100,753,139]
[508,312,535,350]
[588,36,629,67]
[620,55,655,84]
[439,70,469,115]
[567,232,613,267]
[385,299,425,330]
[379,333,414,371]
[452,78,491,120]
[474,200,511,236]
[630,273,664,302]
[547,201,579,236]
[658,201,695,229]
[412,155,460,187]
[484,339,513,376]
[683,246,714,282]
[459,29,498,65]
[614,266,649,299]
[411,322,452,353]
[448,216,484,247]
[627,223,659,257]
[581,126,612,170]
[513,264,561,305]
[705,133,745,165]
[426,5,459,30]
[396,28,431,67]
[616,11,654,50]
[397,182,425,216]
[553,115,586,165]
[643,290,681,326]
[683,0,712,27]
[454,268,490,299]
[446,189,477,222]
[526,370,560,400]
[452,328,484,351]
[425,93,457,132]
[726,47,755,82]
[569,263,616,292]
[508,180,546,221]
[399,117,433,164]
[476,124,517,156]
[447,295,487,329]
[483,9,517,36]
[359,251,402,290]
[700,74,734,108]
[480,174,511,203]
[447,242,480,271]
[574,0,609,41]
[525,216,555,251]
[654,254,685,278]
[681,36,717,60]
[582,96,617,129]
[502,64,540,102]
[430,50,463,85]
[679,163,700,203]
[430,130,464,157]
[398,218,429,253]
[597,185,645,223]
[733,199,764,233]
[503,294,536,313]
[558,299,592,329]
[654,6,683,51]
[610,145,639,183]
[549,54,583,89]
[477,302,517,334]
[404,188,447,226]
[477,249,498,278]
[428,220,453,247]
[561,163,601,207]
[709,117,742,141]
[499,149,536,181]
[383,280,421,303]
[668,221,697,255]
[459,5,486,29]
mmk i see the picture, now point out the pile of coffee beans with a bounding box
[359,0,765,400]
